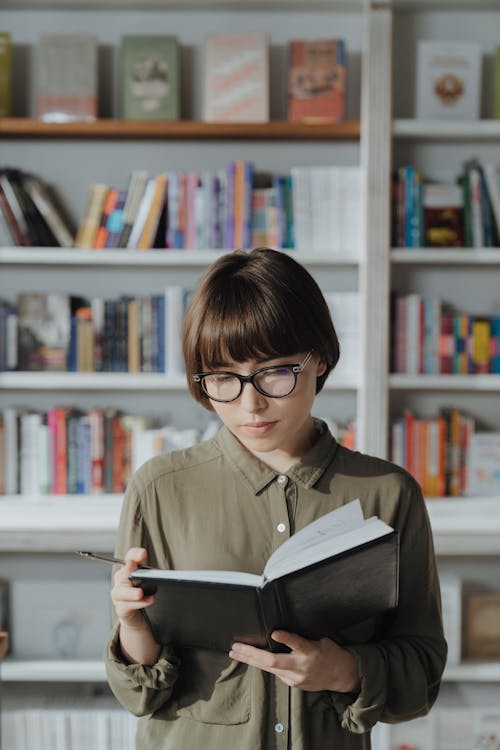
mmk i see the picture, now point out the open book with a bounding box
[130,499,399,652]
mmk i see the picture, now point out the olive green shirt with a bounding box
[105,420,446,750]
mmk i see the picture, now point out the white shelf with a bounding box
[0,247,360,267]
[0,0,365,10]
[1,495,498,553]
[391,248,500,265]
[425,498,500,555]
[443,662,500,682]
[0,370,359,391]
[2,657,499,684]
[389,375,500,391]
[393,119,500,140]
[0,495,122,551]
[0,371,187,390]
[1,659,106,682]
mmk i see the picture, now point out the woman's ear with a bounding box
[316,358,327,377]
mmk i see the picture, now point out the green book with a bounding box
[121,35,180,120]
[494,46,500,119]
[0,32,11,117]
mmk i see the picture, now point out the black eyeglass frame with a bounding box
[193,350,314,403]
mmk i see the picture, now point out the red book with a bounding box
[88,409,104,494]
[288,39,346,123]
[439,311,455,374]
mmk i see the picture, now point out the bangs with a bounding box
[197,278,302,368]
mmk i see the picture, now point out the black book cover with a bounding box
[130,503,399,653]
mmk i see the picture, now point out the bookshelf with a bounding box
[0,118,361,140]
[0,2,386,748]
[389,0,500,745]
[1,0,499,747]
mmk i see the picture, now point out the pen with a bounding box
[77,550,153,569]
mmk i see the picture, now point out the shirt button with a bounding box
[274,723,285,734]
[277,523,286,533]
[276,475,287,485]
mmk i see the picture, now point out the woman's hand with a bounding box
[229,631,361,694]
[110,547,161,665]
[111,547,155,630]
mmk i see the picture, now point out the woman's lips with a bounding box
[241,421,276,434]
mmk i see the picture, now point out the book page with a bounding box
[131,568,262,587]
[263,499,393,582]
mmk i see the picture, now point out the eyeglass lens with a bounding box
[202,366,296,401]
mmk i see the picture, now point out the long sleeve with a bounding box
[332,478,447,732]
[104,474,181,717]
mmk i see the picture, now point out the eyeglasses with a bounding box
[193,351,314,403]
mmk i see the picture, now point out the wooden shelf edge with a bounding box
[0,118,361,141]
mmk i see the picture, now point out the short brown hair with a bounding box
[182,247,340,411]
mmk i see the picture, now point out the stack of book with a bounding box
[0,406,218,496]
[0,169,75,248]
[390,408,475,497]
[392,160,500,249]
[2,287,191,376]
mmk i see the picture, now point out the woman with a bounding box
[105,247,446,750]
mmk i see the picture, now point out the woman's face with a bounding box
[205,352,326,472]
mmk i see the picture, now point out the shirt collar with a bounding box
[215,419,339,495]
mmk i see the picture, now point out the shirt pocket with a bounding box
[175,652,251,725]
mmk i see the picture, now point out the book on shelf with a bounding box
[137,173,168,249]
[116,170,149,248]
[0,172,30,246]
[203,32,269,123]
[438,573,462,665]
[464,592,500,659]
[291,165,362,256]
[466,432,500,497]
[36,33,98,122]
[0,31,11,117]
[415,40,482,120]
[93,188,121,250]
[423,182,464,248]
[0,578,9,656]
[74,183,109,249]
[129,499,399,653]
[494,45,500,120]
[21,173,75,248]
[121,35,180,120]
[287,38,346,124]
[17,292,71,371]
[482,162,500,241]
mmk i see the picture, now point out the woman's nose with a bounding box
[239,380,267,411]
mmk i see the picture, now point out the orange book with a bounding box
[233,161,245,249]
[287,39,346,123]
[112,415,125,493]
[93,188,119,249]
[54,406,68,495]
[424,417,446,497]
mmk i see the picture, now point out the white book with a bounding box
[439,573,462,665]
[164,284,186,376]
[3,405,18,494]
[19,411,42,496]
[204,32,269,123]
[126,177,157,249]
[323,291,361,382]
[466,432,500,496]
[416,40,482,120]
[483,163,500,238]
